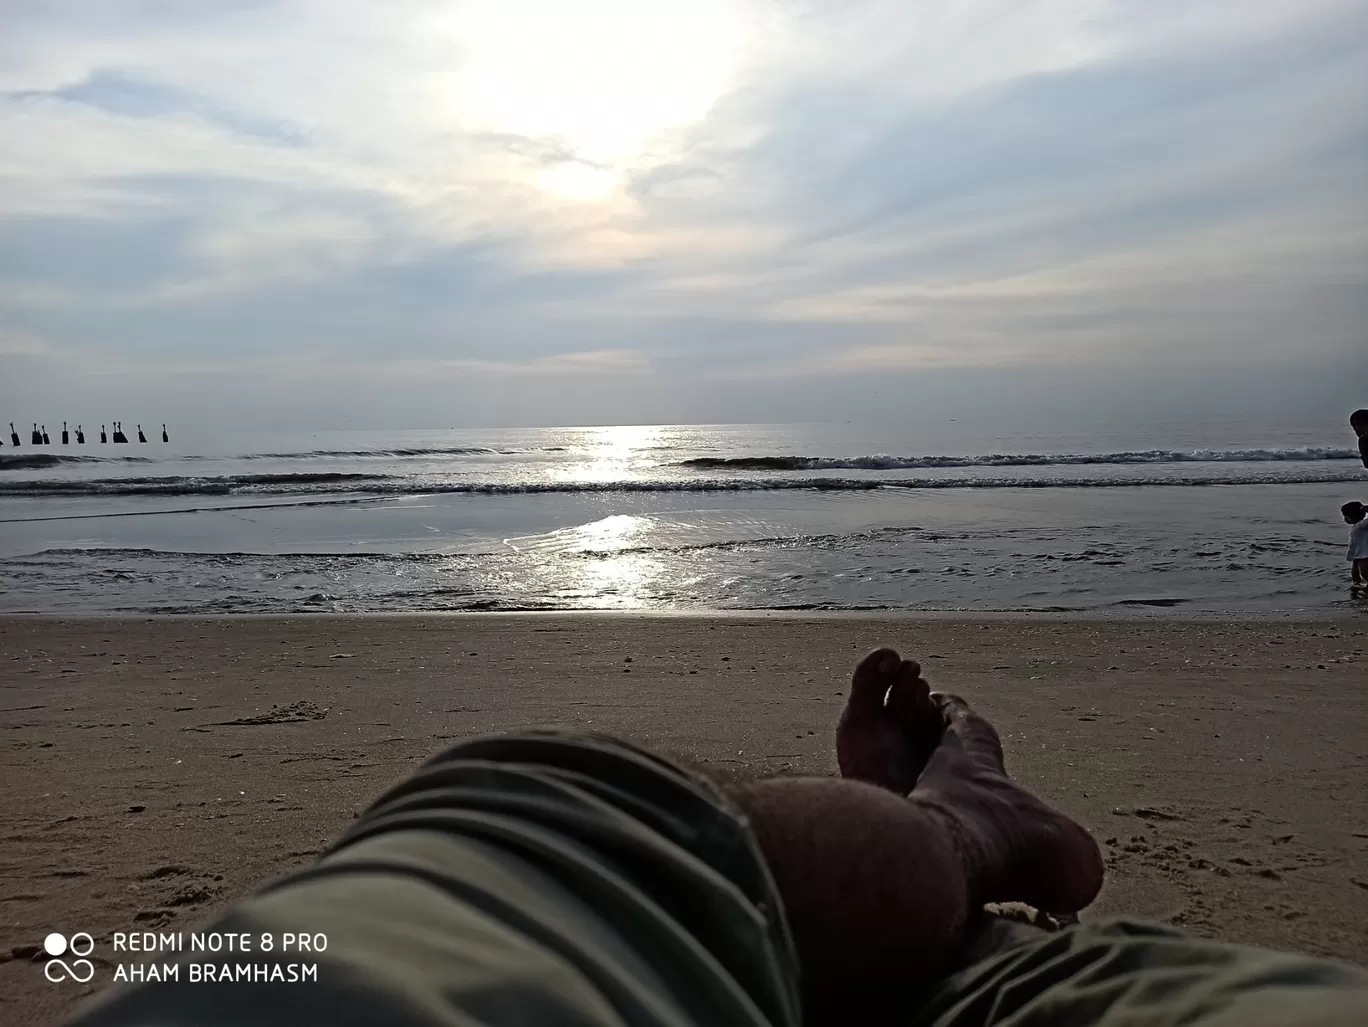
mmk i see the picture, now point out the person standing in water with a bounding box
[31,423,41,444]
[40,424,49,444]
[8,423,19,446]
[162,423,169,442]
[76,424,85,443]
[61,421,69,444]
[1351,409,1368,470]
[1344,502,1368,590]
[100,424,108,443]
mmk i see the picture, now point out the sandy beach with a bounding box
[3,613,1366,1025]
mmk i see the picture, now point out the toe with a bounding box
[847,647,907,713]
[852,647,903,686]
[885,668,930,726]
[929,693,1006,774]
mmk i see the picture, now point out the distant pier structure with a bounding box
[3,419,170,445]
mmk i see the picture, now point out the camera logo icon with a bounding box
[44,932,95,984]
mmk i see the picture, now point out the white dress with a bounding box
[1349,520,1368,561]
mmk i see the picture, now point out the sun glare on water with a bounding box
[445,0,748,200]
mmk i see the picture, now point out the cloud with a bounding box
[0,0,1364,425]
[9,68,307,143]
[615,1,1368,370]
[0,328,50,355]
[398,349,651,378]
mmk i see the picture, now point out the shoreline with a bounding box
[3,613,1366,1024]
[1,607,1364,621]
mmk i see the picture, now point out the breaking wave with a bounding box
[216,446,569,459]
[678,447,1359,471]
[1,468,1359,500]
[0,446,567,469]
[0,453,152,469]
[0,471,384,496]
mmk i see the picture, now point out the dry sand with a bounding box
[3,613,1367,1025]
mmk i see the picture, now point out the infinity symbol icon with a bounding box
[45,958,95,983]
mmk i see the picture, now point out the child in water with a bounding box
[1344,501,1368,589]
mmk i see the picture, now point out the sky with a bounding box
[1,0,1365,430]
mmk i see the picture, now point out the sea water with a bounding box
[1,419,1363,614]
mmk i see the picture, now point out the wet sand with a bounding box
[2,613,1366,1025]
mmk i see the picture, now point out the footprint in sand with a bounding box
[139,865,191,881]
[202,701,329,727]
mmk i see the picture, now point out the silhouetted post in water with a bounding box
[162,423,169,443]
[40,425,50,445]
[137,424,147,443]
[31,423,41,444]
[9,423,19,446]
[100,424,108,444]
[76,424,85,444]
[62,421,70,445]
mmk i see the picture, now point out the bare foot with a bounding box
[836,648,929,794]
[837,648,1104,915]
[737,650,1101,1024]
[914,693,1105,914]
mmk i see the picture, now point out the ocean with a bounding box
[1,419,1364,615]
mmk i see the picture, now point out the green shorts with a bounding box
[68,732,1368,1027]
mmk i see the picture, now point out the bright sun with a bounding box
[445,0,749,200]
[536,160,621,201]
